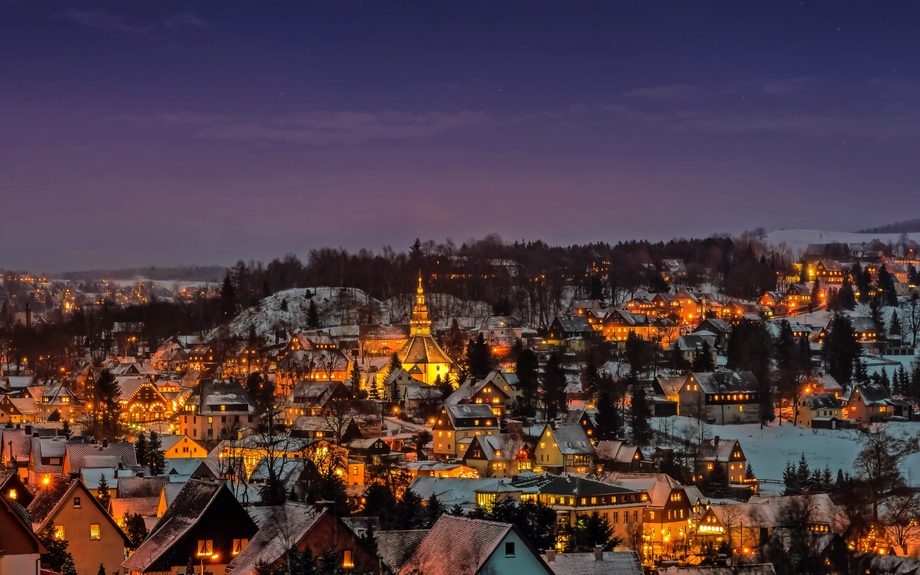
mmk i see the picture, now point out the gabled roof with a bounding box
[545,424,595,456]
[595,441,642,465]
[849,383,890,406]
[655,376,687,397]
[518,474,637,499]
[375,530,430,574]
[124,480,255,573]
[696,438,742,462]
[602,473,682,508]
[446,377,511,405]
[399,514,553,575]
[64,441,137,473]
[28,477,130,543]
[464,434,529,462]
[117,475,171,498]
[689,371,759,394]
[543,550,643,575]
[801,393,841,410]
[552,315,595,334]
[226,502,327,575]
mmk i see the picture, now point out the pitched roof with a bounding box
[544,550,643,575]
[398,334,452,365]
[516,475,638,499]
[696,438,741,462]
[375,530,430,574]
[690,371,760,394]
[399,514,553,575]
[124,480,241,572]
[28,477,130,543]
[64,441,137,473]
[801,393,841,410]
[548,424,595,456]
[117,475,171,498]
[226,503,327,575]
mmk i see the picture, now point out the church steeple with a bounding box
[410,271,431,336]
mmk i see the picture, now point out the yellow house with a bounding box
[28,478,130,575]
[159,434,208,459]
[533,424,596,475]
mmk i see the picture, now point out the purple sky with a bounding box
[2,1,920,271]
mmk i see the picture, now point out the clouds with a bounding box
[194,110,487,145]
[54,9,209,41]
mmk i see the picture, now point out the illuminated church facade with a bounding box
[396,275,454,385]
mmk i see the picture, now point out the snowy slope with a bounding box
[766,229,920,256]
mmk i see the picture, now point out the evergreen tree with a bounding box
[630,384,651,445]
[38,524,78,575]
[409,238,423,264]
[870,297,885,336]
[307,299,320,328]
[148,431,165,475]
[541,352,568,420]
[877,266,899,306]
[692,341,715,372]
[220,273,236,317]
[890,311,903,341]
[123,512,148,549]
[897,366,910,396]
[350,362,362,389]
[811,278,822,311]
[48,409,61,422]
[262,281,272,298]
[880,367,891,392]
[244,372,275,419]
[464,333,495,380]
[796,453,811,490]
[783,460,800,495]
[745,463,755,481]
[839,273,857,310]
[425,492,445,528]
[442,318,466,359]
[854,358,868,384]
[135,433,150,472]
[822,315,860,388]
[514,345,539,410]
[594,391,620,440]
[62,419,71,439]
[361,484,397,526]
[393,488,425,530]
[390,380,401,403]
[92,369,121,441]
[702,461,728,498]
[96,472,111,511]
[447,503,466,516]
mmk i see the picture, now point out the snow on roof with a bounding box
[65,441,137,472]
[657,564,776,575]
[548,424,595,456]
[111,496,159,519]
[409,477,518,507]
[690,371,760,394]
[117,475,171,499]
[543,550,643,575]
[400,515,550,575]
[375,529,430,574]
[226,503,326,575]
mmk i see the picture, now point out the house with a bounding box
[398,514,554,575]
[462,434,533,478]
[796,394,843,429]
[62,441,138,476]
[29,477,131,575]
[159,434,208,459]
[374,529,430,574]
[477,316,523,357]
[403,384,445,417]
[845,383,893,423]
[850,317,881,343]
[179,378,259,441]
[0,490,45,575]
[694,437,750,489]
[658,565,777,575]
[283,380,349,420]
[546,315,601,348]
[513,474,647,548]
[119,377,171,427]
[226,502,379,574]
[563,409,598,441]
[275,349,351,394]
[432,404,499,459]
[693,319,732,349]
[653,376,686,404]
[0,395,38,423]
[667,335,717,366]
[677,372,761,424]
[123,479,259,575]
[28,436,68,485]
[542,550,644,575]
[31,382,80,422]
[815,260,845,284]
[533,424,596,474]
[1,426,34,481]
[382,369,428,405]
[359,323,410,358]
[804,373,844,398]
[783,283,812,310]
[595,441,645,472]
[0,469,33,506]
[602,473,692,555]
[447,377,513,417]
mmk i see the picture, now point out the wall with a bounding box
[0,554,41,575]
[50,487,125,575]
[482,530,549,575]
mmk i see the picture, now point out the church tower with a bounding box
[397,273,453,385]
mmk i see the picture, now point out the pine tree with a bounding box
[745,463,755,481]
[811,278,822,311]
[220,274,236,317]
[307,299,320,327]
[425,491,445,528]
[38,524,78,575]
[783,460,800,495]
[541,352,568,421]
[594,391,620,440]
[97,564,106,575]
[123,511,149,549]
[822,315,860,388]
[464,333,495,380]
[880,367,891,392]
[92,369,121,441]
[394,488,425,530]
[96,472,111,511]
[890,311,903,341]
[514,346,539,410]
[148,431,165,475]
[350,362,362,389]
[390,380,401,403]
[796,453,811,490]
[630,384,651,445]
[878,266,899,306]
[692,341,715,372]
[839,273,857,310]
[135,432,149,468]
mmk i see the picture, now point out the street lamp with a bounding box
[200,553,219,575]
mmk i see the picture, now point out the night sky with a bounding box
[3,1,920,271]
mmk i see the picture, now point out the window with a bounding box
[90,523,101,540]
[54,525,65,540]
[613,511,619,523]
[208,417,213,424]
[74,497,81,508]
[7,488,16,500]
[197,540,214,556]
[505,542,515,557]
[343,549,354,568]
[232,538,248,555]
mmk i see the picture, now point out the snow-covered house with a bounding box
[678,371,761,424]
[433,404,499,459]
[694,437,749,488]
[462,434,533,478]
[533,424,595,474]
[796,394,843,429]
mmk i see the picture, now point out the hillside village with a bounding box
[1,233,920,575]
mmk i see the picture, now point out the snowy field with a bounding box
[653,416,920,495]
[766,229,920,256]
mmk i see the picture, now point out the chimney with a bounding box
[545,549,555,562]
[713,436,720,447]
[594,545,604,561]
[102,439,108,448]
[24,425,32,436]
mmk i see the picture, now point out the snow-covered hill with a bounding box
[766,229,920,256]
[213,286,493,341]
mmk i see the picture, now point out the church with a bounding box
[397,274,454,385]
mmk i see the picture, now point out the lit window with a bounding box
[342,549,354,569]
[197,540,214,556]
[54,525,65,540]
[8,489,16,500]
[90,523,101,540]
[233,538,248,555]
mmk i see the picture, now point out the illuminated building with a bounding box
[396,274,453,385]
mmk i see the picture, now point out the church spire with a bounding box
[410,271,431,336]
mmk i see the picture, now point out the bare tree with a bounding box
[903,294,920,346]
[882,491,920,556]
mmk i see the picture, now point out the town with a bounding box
[1,230,919,575]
